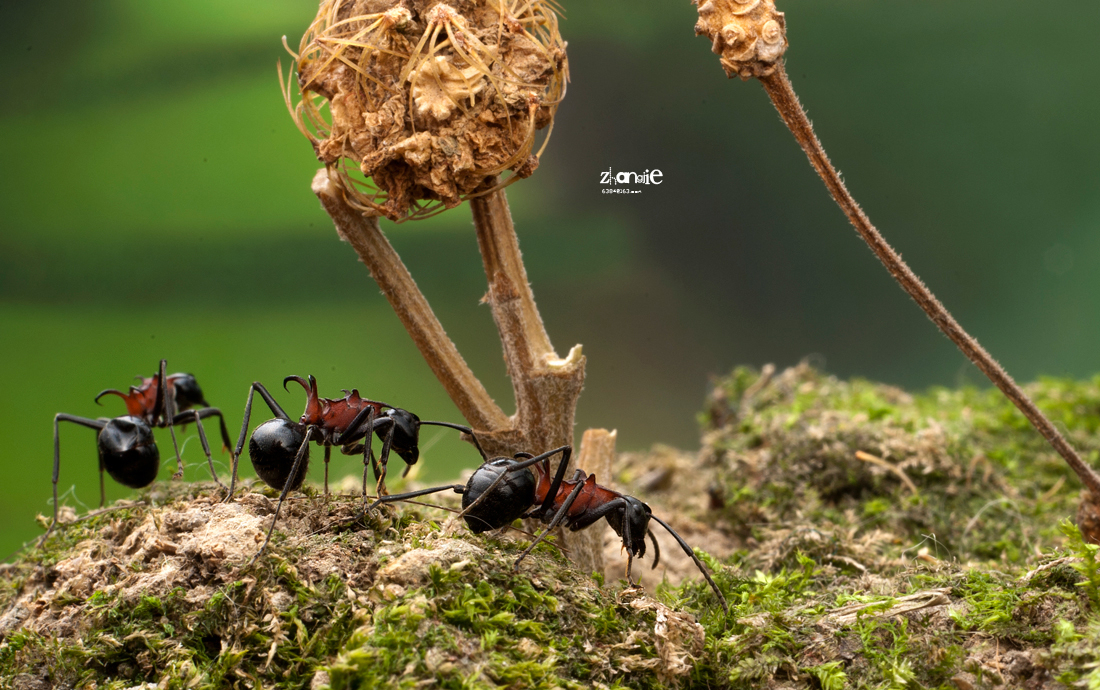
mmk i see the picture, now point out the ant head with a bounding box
[385,408,421,465]
[97,416,160,489]
[608,496,653,558]
[461,459,537,533]
[249,418,310,492]
[169,373,208,410]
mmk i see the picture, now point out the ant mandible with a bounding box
[367,445,729,611]
[45,359,234,541]
[228,374,478,559]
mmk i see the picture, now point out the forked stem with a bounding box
[757,66,1100,497]
[314,168,604,574]
[312,169,508,432]
[469,183,586,458]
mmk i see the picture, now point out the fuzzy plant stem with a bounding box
[758,66,1100,497]
[312,168,508,432]
[469,184,586,458]
[469,184,602,575]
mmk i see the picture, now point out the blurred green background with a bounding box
[2,1,1098,557]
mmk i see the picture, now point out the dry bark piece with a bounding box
[285,0,568,222]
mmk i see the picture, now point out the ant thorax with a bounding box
[291,375,386,439]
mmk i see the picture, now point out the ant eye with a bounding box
[249,418,310,492]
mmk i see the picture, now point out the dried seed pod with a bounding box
[284,0,568,222]
[694,0,787,80]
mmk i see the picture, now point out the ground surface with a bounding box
[3,364,1100,688]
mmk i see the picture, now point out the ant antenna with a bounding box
[418,420,486,459]
[648,514,728,612]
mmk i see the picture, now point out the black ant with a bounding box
[367,445,729,611]
[228,374,478,559]
[45,359,234,541]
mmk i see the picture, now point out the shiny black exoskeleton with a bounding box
[369,445,728,611]
[230,375,480,561]
[248,418,309,493]
[44,359,233,544]
[97,416,160,488]
[460,458,538,533]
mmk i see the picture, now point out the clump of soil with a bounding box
[5,364,1100,688]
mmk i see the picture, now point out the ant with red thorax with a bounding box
[367,445,729,611]
[228,374,478,559]
[45,359,233,542]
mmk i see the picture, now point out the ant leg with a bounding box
[42,415,105,546]
[251,426,315,563]
[372,423,397,499]
[622,508,637,585]
[324,445,331,496]
[456,446,572,521]
[328,483,465,533]
[365,484,467,515]
[329,405,384,503]
[171,409,227,490]
[147,360,166,420]
[649,514,728,613]
[533,446,575,517]
[158,360,185,481]
[192,404,235,457]
[514,469,587,570]
[228,383,291,502]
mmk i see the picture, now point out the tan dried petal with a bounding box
[730,0,760,15]
[760,19,783,44]
[409,56,487,121]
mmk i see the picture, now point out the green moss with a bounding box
[7,365,1100,687]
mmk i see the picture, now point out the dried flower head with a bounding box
[284,0,568,222]
[694,0,787,80]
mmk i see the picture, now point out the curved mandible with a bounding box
[284,374,322,423]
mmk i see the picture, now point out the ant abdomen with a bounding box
[97,416,160,489]
[461,459,537,533]
[249,419,310,492]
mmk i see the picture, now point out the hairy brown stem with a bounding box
[469,184,585,456]
[468,183,596,570]
[758,66,1100,497]
[312,169,508,431]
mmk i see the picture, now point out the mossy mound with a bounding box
[699,363,1100,569]
[5,364,1100,688]
[0,486,708,689]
